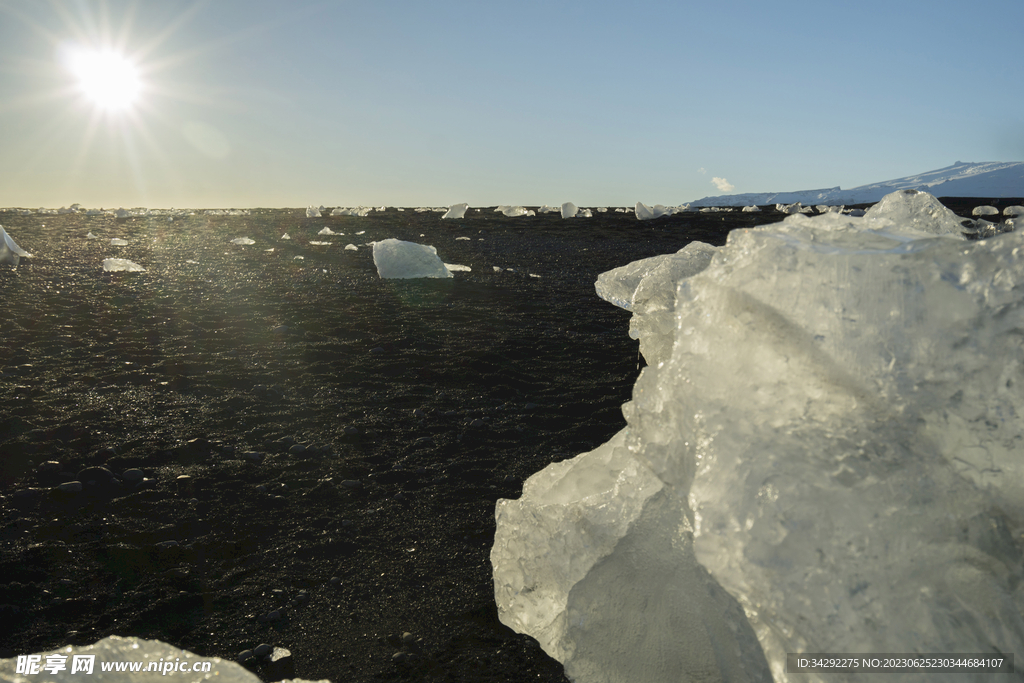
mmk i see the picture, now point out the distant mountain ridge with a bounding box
[690,161,1024,207]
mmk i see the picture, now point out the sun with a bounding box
[66,47,142,111]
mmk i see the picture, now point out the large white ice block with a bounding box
[0,635,327,683]
[493,190,1024,683]
[372,238,453,279]
[561,202,578,219]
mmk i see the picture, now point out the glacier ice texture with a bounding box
[372,238,452,279]
[0,635,327,683]
[492,190,1024,683]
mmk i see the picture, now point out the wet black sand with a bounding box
[0,199,1004,681]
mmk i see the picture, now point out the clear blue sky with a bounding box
[1,0,1021,209]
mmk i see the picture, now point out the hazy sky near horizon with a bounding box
[1,0,1022,209]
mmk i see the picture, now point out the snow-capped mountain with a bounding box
[690,161,1024,207]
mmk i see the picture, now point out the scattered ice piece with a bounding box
[578,208,592,218]
[110,238,128,246]
[741,205,762,212]
[356,230,366,235]
[264,248,275,252]
[0,226,32,266]
[230,237,255,245]
[972,205,999,216]
[185,259,199,264]
[561,202,578,219]
[1003,205,1024,217]
[456,236,471,241]
[86,232,98,239]
[306,206,321,218]
[293,255,304,260]
[372,238,452,279]
[309,241,333,246]
[443,203,469,219]
[538,205,561,214]
[102,258,145,272]
[332,207,371,216]
[445,263,471,272]
[596,207,608,212]
[502,206,534,217]
[318,227,338,235]
[493,266,503,272]
[529,273,541,278]
[345,244,358,251]
[634,202,672,220]
[281,233,291,240]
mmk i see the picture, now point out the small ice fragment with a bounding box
[493,266,503,272]
[318,227,338,235]
[102,258,145,272]
[445,263,471,272]
[293,255,304,260]
[281,233,291,240]
[456,237,471,241]
[86,232,98,239]
[306,206,321,218]
[309,241,332,246]
[230,237,255,245]
[356,230,366,235]
[345,244,358,251]
[264,248,274,252]
[110,238,129,246]
[972,205,999,216]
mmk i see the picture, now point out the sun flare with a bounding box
[67,48,141,111]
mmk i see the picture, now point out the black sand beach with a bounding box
[0,199,1006,681]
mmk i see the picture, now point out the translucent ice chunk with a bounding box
[561,202,578,219]
[972,205,1000,216]
[372,238,452,279]
[863,188,967,236]
[110,238,128,246]
[0,226,32,266]
[318,227,338,235]
[493,190,1024,683]
[230,237,255,245]
[445,263,471,272]
[634,202,673,220]
[102,258,145,272]
[442,203,469,219]
[306,206,321,217]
